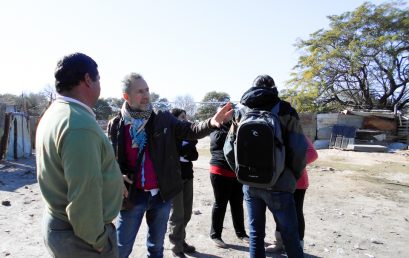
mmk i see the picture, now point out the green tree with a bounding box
[94,98,113,120]
[150,92,160,102]
[287,2,409,111]
[106,97,123,113]
[153,98,171,111]
[150,92,171,111]
[195,91,230,120]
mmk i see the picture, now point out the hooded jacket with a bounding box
[234,86,308,193]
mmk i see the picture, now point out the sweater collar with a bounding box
[56,95,96,117]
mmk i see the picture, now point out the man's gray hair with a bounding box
[122,73,144,94]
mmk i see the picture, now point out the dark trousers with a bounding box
[210,173,246,239]
[43,211,118,258]
[294,189,306,240]
[168,178,194,253]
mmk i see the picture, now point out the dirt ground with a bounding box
[0,137,408,258]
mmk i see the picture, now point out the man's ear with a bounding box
[84,73,92,87]
[123,92,129,101]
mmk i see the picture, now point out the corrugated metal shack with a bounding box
[0,103,36,160]
[299,110,409,152]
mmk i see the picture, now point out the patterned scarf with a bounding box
[121,102,153,187]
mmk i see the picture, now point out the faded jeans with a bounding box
[116,191,171,258]
[243,185,304,258]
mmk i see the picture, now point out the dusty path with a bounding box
[0,137,408,257]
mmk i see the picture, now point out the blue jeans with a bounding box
[116,191,171,258]
[243,185,303,258]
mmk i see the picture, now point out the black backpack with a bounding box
[225,103,285,188]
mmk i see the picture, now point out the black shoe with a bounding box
[238,235,250,243]
[183,242,196,253]
[211,237,228,248]
[172,251,187,258]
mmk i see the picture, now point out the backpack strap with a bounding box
[271,101,280,115]
[270,101,284,146]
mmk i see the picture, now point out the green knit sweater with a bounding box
[36,99,123,250]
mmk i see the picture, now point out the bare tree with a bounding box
[173,95,197,120]
[41,84,56,107]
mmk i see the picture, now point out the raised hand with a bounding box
[210,102,234,128]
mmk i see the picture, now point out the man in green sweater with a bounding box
[36,53,124,258]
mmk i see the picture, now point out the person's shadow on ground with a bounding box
[187,247,321,258]
[0,158,37,192]
[198,243,322,258]
[188,252,222,258]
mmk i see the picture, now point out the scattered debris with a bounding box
[353,144,388,152]
[386,182,409,188]
[361,215,372,219]
[354,243,366,250]
[2,200,11,206]
[193,210,202,215]
[371,238,383,245]
[364,253,375,258]
[388,142,408,151]
[321,167,335,172]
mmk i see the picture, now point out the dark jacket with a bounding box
[178,139,198,180]
[209,123,231,170]
[231,86,308,193]
[107,110,213,202]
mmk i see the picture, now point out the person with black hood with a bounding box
[226,75,307,258]
[208,104,249,249]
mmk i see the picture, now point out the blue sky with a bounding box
[0,0,388,102]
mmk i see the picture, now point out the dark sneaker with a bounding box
[265,241,284,253]
[238,235,250,243]
[172,251,187,258]
[183,242,196,253]
[211,237,228,248]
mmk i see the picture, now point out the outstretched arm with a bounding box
[173,102,233,140]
